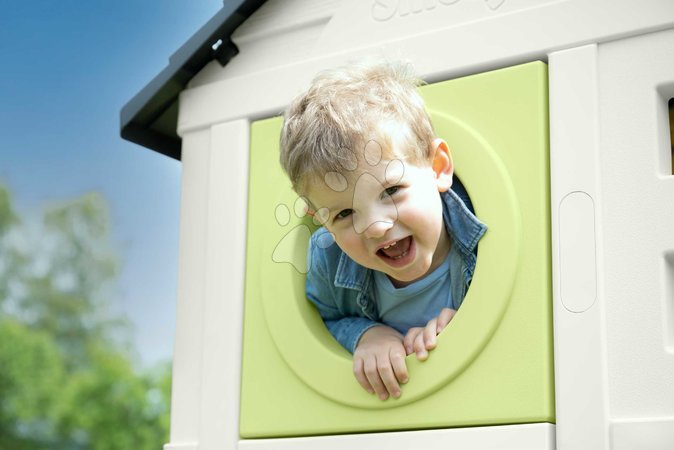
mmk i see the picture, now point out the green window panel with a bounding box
[240,61,553,438]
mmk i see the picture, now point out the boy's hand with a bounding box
[403,308,456,361]
[353,326,408,401]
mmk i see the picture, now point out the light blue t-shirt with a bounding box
[373,243,465,335]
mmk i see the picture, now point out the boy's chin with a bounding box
[383,263,432,287]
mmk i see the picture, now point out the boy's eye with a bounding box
[383,186,400,197]
[335,209,353,220]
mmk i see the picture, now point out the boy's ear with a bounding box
[431,138,454,192]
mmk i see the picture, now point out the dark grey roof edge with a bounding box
[120,0,267,160]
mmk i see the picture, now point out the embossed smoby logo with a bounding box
[372,0,506,22]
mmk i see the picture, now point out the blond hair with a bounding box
[280,60,435,194]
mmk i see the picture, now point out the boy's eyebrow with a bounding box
[304,198,338,216]
[316,176,405,212]
[318,198,354,218]
[321,202,344,214]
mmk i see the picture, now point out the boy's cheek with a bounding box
[335,235,364,257]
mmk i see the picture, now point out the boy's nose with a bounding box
[359,218,394,239]
[353,201,398,236]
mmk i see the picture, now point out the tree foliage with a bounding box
[0,184,171,449]
[0,319,64,449]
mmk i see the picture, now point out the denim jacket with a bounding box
[305,182,487,353]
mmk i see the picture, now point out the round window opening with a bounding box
[260,111,521,409]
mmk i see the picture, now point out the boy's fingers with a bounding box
[390,349,409,386]
[376,354,400,399]
[424,318,438,350]
[403,328,422,354]
[413,333,428,360]
[436,308,456,333]
[353,357,374,395]
[364,357,388,400]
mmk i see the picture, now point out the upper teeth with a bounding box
[383,241,397,250]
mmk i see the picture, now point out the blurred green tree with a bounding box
[55,344,170,450]
[0,319,64,449]
[0,184,171,449]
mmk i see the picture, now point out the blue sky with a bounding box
[0,0,223,366]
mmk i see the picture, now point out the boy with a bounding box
[279,61,486,401]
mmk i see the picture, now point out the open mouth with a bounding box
[377,236,414,266]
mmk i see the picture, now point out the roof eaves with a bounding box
[120,0,267,160]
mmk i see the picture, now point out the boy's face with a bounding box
[306,138,454,287]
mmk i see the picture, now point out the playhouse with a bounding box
[121,1,674,449]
